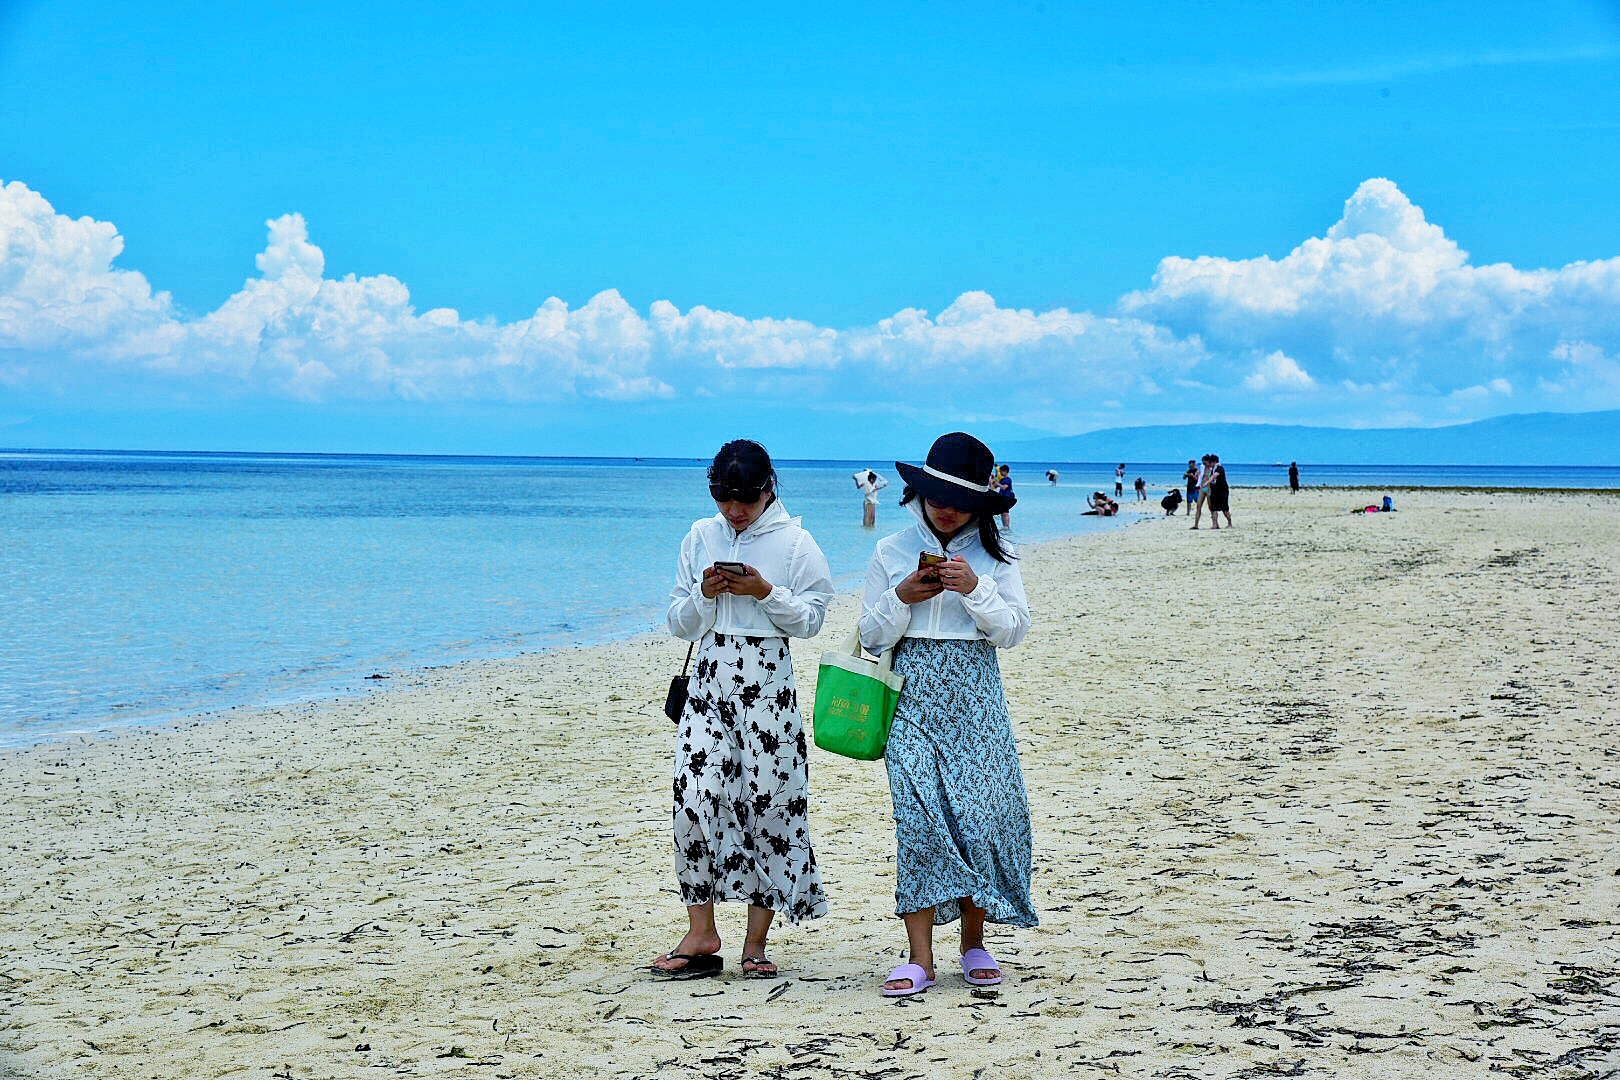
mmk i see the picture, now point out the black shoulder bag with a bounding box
[663,641,695,723]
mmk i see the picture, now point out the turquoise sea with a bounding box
[3,450,1616,748]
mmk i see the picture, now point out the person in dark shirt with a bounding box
[1206,458,1232,529]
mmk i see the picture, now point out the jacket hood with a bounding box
[718,495,798,542]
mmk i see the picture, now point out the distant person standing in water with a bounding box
[1182,460,1199,516]
[1288,462,1300,493]
[1046,469,1059,486]
[1114,463,1126,498]
[855,469,889,528]
[1133,477,1147,501]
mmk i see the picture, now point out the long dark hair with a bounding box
[707,439,779,499]
[899,486,1014,564]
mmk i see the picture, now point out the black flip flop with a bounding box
[650,952,723,980]
[739,954,779,980]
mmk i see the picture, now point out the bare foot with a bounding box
[651,929,722,973]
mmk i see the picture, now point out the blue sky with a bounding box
[2,0,1619,456]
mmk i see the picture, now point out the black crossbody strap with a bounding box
[680,641,695,675]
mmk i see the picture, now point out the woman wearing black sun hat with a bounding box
[857,432,1036,997]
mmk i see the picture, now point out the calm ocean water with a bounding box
[3,451,1616,748]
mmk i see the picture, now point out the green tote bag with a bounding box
[812,629,904,761]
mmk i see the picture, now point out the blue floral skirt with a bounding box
[884,637,1037,927]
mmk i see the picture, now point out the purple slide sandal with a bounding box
[960,948,1003,986]
[880,962,936,997]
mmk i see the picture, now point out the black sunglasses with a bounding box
[709,483,764,503]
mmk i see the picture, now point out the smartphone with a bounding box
[917,550,946,578]
[713,561,748,575]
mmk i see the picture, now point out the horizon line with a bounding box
[4,447,1617,470]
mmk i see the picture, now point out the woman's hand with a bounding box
[700,566,730,599]
[717,563,773,599]
[936,556,979,595]
[896,568,945,605]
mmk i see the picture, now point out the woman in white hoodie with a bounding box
[859,432,1035,997]
[652,440,834,982]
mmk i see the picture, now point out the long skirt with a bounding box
[884,637,1037,927]
[672,632,828,923]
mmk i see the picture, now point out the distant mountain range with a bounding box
[1001,410,1620,466]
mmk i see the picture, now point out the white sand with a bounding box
[2,487,1617,1078]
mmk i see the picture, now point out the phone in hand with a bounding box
[713,561,748,575]
[916,550,946,579]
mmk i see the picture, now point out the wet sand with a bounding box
[2,487,1617,1079]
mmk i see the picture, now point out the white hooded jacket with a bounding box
[667,497,833,641]
[858,500,1031,654]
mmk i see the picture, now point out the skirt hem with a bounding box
[895,888,1039,929]
[683,887,829,925]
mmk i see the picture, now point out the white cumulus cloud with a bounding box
[1122,177,1620,417]
[0,180,178,364]
[1243,350,1316,392]
[0,180,1204,424]
[3,176,1619,430]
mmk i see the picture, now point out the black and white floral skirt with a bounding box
[672,632,828,922]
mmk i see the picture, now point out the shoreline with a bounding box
[4,486,1617,1079]
[4,510,1149,755]
[10,484,1616,754]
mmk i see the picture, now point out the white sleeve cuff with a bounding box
[965,574,997,602]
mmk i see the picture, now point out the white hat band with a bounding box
[923,463,993,492]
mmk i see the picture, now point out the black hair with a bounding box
[899,486,1014,564]
[707,439,778,496]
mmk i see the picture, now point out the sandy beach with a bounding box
[3,486,1617,1079]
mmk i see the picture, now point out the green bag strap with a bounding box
[841,628,895,676]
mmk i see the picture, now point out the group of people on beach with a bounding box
[654,433,1034,997]
[1086,489,1120,515]
[1113,462,1148,503]
[1179,454,1233,529]
[866,461,1014,530]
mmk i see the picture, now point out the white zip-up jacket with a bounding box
[858,501,1031,654]
[667,498,833,641]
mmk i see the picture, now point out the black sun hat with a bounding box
[895,432,1015,514]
